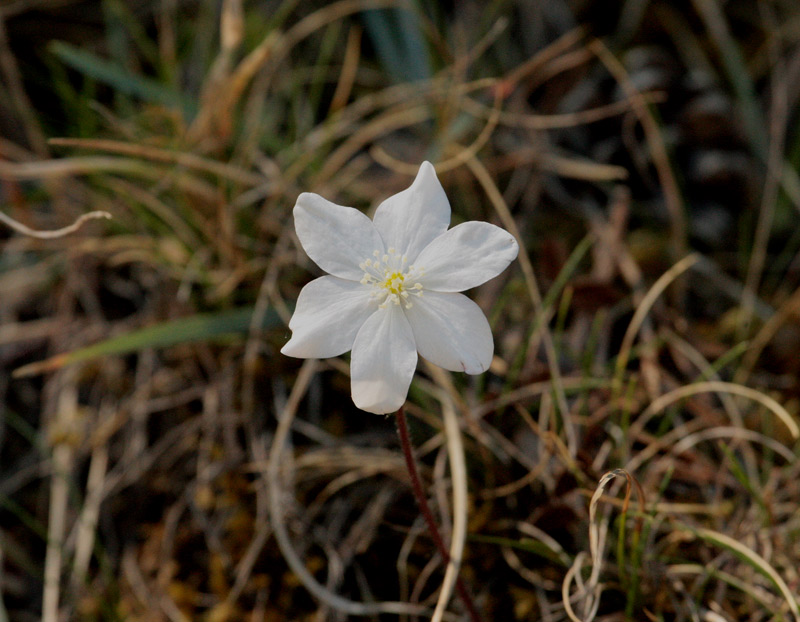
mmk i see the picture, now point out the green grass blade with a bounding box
[691,0,766,159]
[361,6,431,83]
[49,41,187,113]
[508,234,594,383]
[468,534,572,567]
[13,307,282,377]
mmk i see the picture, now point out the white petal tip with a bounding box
[294,191,316,204]
[353,397,402,415]
[352,381,407,414]
[462,362,488,375]
[280,342,300,358]
[357,405,397,415]
[280,337,318,359]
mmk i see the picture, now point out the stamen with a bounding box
[360,249,425,310]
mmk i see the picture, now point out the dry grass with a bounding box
[1,1,800,621]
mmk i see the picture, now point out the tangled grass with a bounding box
[1,1,800,620]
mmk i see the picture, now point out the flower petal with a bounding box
[414,221,518,292]
[373,161,450,261]
[294,193,385,280]
[350,304,418,414]
[404,291,493,374]
[281,276,375,359]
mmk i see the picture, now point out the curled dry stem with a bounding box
[0,209,111,239]
[563,469,644,622]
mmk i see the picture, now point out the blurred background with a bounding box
[2,0,800,620]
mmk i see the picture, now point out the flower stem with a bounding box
[395,406,484,622]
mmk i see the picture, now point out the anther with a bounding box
[360,250,425,310]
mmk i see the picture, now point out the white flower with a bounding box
[281,162,519,414]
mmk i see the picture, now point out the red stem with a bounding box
[395,405,484,622]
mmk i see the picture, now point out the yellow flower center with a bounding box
[360,248,424,309]
[383,271,406,295]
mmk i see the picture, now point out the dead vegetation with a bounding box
[1,1,800,621]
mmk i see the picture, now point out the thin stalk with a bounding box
[395,406,484,622]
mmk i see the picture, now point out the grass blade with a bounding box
[13,307,282,377]
[49,41,187,113]
[361,6,431,82]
